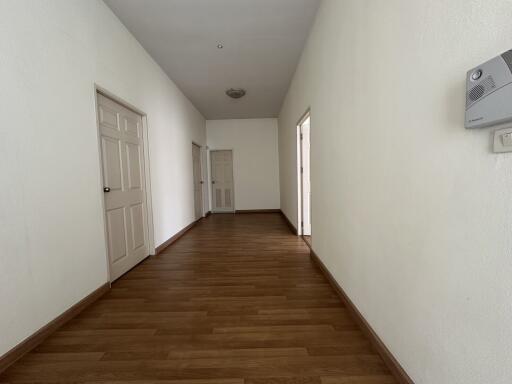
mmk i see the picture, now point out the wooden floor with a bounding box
[0,213,395,384]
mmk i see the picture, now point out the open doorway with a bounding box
[298,112,311,246]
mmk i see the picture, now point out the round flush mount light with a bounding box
[226,88,246,99]
[217,43,223,49]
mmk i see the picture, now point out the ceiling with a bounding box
[104,0,320,119]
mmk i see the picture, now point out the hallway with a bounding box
[1,214,394,383]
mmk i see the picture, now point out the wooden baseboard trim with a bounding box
[235,209,281,214]
[279,210,298,235]
[310,250,414,384]
[155,219,199,255]
[302,235,312,250]
[0,283,110,374]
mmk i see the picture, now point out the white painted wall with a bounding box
[207,119,280,211]
[0,0,205,357]
[278,1,512,383]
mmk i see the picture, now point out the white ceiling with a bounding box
[104,0,320,119]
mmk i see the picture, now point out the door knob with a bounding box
[212,181,216,184]
[103,187,111,193]
[200,181,204,184]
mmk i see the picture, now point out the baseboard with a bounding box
[310,250,414,384]
[155,218,200,255]
[235,209,281,214]
[0,283,110,374]
[279,210,298,235]
[302,235,312,250]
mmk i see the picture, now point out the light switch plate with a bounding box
[493,126,512,153]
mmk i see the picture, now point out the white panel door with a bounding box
[192,143,203,220]
[211,150,234,212]
[97,93,148,281]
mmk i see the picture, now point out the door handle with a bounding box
[200,181,204,184]
[103,187,111,193]
[212,181,215,184]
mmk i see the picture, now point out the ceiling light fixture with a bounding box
[217,43,223,49]
[226,88,246,99]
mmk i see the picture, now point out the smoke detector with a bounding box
[225,88,246,99]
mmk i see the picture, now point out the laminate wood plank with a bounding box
[321,375,397,384]
[84,380,244,384]
[0,355,389,381]
[100,348,309,363]
[62,314,358,332]
[166,348,309,360]
[246,378,320,384]
[0,213,396,383]
[19,352,105,363]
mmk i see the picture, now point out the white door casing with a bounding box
[300,116,311,236]
[97,93,149,281]
[192,143,203,220]
[211,150,234,212]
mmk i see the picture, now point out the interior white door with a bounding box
[211,150,234,212]
[301,118,311,236]
[192,143,203,220]
[97,93,149,281]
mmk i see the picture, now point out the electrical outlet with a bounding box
[493,126,512,153]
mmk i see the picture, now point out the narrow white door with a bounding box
[192,143,203,220]
[211,150,234,212]
[301,117,311,236]
[97,93,149,281]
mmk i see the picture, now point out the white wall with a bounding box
[278,1,512,383]
[0,0,205,357]
[207,119,280,211]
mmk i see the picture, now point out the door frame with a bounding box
[297,108,311,237]
[93,84,155,282]
[209,149,235,213]
[191,141,205,219]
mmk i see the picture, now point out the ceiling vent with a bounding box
[226,88,246,99]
